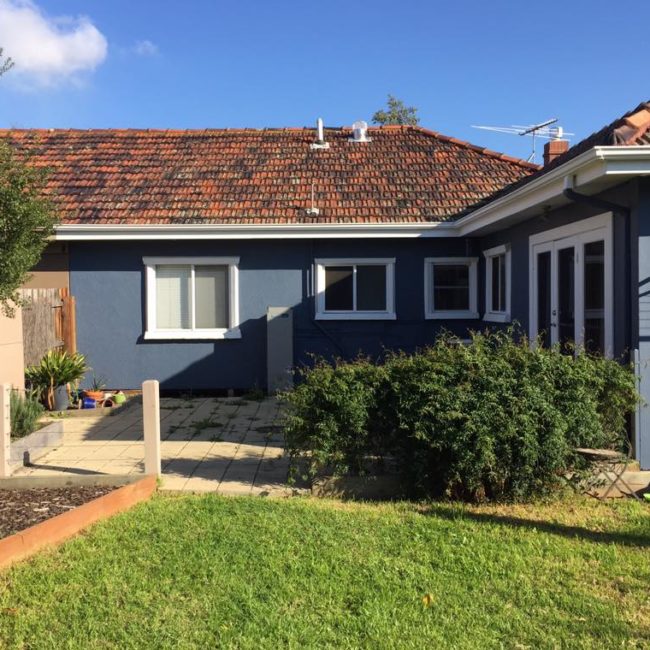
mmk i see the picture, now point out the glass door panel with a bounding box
[583,240,605,354]
[557,246,576,351]
[536,251,552,347]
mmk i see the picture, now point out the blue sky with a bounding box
[0,0,647,162]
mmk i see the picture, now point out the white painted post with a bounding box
[0,384,11,478]
[142,380,161,477]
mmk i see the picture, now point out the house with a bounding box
[4,101,650,468]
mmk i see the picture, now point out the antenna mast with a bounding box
[471,119,573,163]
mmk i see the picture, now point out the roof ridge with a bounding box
[403,125,540,171]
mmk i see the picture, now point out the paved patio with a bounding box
[13,396,294,495]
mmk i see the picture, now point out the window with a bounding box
[483,244,511,323]
[424,257,478,319]
[315,258,396,320]
[143,257,240,339]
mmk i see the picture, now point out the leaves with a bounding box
[0,140,57,316]
[282,329,639,502]
[372,95,419,126]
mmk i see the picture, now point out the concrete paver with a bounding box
[13,396,296,495]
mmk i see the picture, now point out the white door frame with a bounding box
[529,212,614,356]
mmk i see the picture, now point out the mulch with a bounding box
[0,486,115,539]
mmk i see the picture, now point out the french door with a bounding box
[530,214,613,356]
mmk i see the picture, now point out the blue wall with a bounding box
[478,183,633,358]
[69,185,636,395]
[70,238,479,390]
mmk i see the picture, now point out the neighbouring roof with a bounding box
[462,100,650,214]
[0,126,537,225]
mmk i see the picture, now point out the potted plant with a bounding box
[25,350,88,411]
[84,375,106,402]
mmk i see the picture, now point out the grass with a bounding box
[0,495,648,648]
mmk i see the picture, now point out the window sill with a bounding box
[483,312,511,324]
[144,327,242,340]
[315,312,397,321]
[426,310,479,320]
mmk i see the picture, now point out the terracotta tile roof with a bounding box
[0,126,537,225]
[461,100,650,214]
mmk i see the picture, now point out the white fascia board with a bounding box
[54,221,456,240]
[456,146,650,237]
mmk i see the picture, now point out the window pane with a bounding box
[537,251,551,347]
[558,246,575,351]
[490,254,506,312]
[357,265,387,311]
[499,255,507,311]
[195,265,228,329]
[325,266,353,311]
[433,264,469,311]
[156,265,190,329]
[584,240,605,354]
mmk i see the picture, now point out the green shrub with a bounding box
[282,330,638,501]
[283,357,387,478]
[9,390,44,439]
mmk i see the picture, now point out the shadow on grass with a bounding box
[423,504,650,548]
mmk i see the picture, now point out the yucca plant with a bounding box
[25,349,88,410]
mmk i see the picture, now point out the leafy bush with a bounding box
[25,349,88,410]
[282,330,638,501]
[10,390,44,439]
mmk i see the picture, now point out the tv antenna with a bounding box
[471,118,574,163]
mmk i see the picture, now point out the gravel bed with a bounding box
[0,486,115,538]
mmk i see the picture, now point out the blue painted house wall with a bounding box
[70,184,637,393]
[70,237,479,391]
[478,182,634,358]
[67,179,649,467]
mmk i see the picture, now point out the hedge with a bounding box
[282,330,639,501]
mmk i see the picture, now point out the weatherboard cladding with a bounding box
[1,126,536,225]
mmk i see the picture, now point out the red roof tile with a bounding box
[1,126,537,225]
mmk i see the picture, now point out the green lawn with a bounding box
[0,495,648,649]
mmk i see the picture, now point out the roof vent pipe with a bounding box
[349,120,371,143]
[310,118,330,150]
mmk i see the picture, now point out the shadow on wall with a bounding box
[137,315,268,392]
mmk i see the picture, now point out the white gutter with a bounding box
[55,221,456,240]
[53,146,650,241]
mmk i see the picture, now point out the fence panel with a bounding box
[21,288,76,366]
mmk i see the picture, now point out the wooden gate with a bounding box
[20,288,76,367]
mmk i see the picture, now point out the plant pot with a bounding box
[113,392,127,405]
[53,385,69,411]
[84,390,104,402]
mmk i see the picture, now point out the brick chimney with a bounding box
[543,139,569,166]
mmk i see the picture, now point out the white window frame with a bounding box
[483,244,511,323]
[314,258,396,320]
[424,257,479,320]
[143,256,241,340]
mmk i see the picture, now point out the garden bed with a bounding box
[0,485,114,538]
[0,476,156,570]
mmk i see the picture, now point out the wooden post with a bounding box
[0,384,11,478]
[61,295,76,354]
[142,380,161,477]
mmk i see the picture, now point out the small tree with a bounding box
[372,95,420,126]
[0,142,57,316]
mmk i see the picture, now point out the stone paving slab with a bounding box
[12,396,297,495]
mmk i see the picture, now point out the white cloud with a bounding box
[0,0,107,87]
[133,40,158,57]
